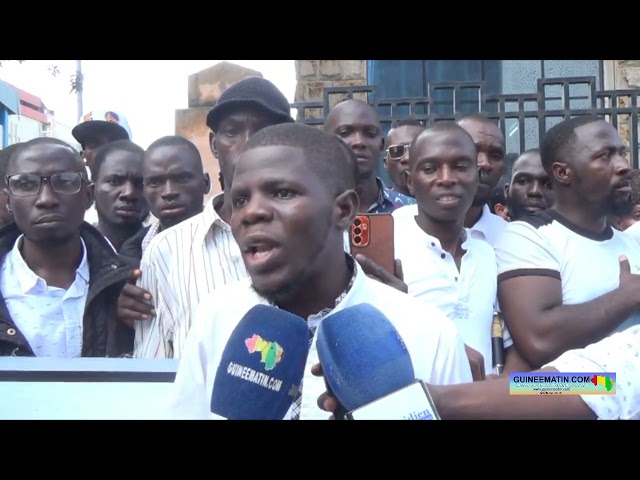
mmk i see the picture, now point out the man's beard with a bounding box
[358,167,374,182]
[607,192,633,217]
[506,196,528,221]
[251,266,315,307]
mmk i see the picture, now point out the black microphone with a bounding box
[210,305,310,420]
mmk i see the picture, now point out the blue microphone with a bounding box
[316,303,440,420]
[210,304,309,420]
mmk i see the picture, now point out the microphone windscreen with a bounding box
[316,303,415,411]
[210,304,309,420]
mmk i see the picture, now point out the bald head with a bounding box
[456,115,506,206]
[323,98,384,182]
[324,99,379,130]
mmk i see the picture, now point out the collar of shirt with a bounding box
[468,204,501,242]
[141,221,163,253]
[193,193,231,246]
[415,224,470,251]
[9,234,89,294]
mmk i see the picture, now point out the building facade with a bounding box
[294,60,640,178]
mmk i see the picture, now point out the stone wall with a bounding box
[293,60,367,122]
[175,62,262,199]
[614,60,640,149]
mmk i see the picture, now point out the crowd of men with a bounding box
[0,75,637,420]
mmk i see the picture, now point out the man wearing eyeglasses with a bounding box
[383,120,425,198]
[0,137,137,358]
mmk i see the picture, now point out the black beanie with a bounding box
[206,77,295,132]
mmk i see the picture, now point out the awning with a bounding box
[0,78,20,114]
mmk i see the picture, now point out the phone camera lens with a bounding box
[354,218,361,226]
[354,235,362,244]
[354,227,361,235]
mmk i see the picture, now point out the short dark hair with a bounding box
[242,122,358,195]
[91,139,145,180]
[7,137,83,175]
[456,114,505,145]
[0,144,21,187]
[491,173,510,211]
[146,135,203,166]
[511,148,541,172]
[540,115,604,175]
[392,118,426,128]
[408,120,477,171]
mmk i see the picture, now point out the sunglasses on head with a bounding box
[386,144,410,160]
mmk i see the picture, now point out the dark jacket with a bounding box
[0,221,138,357]
[119,225,151,265]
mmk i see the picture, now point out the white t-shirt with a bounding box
[544,325,640,420]
[496,209,640,336]
[393,211,498,372]
[623,220,640,246]
[168,260,473,420]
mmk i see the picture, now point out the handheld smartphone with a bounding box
[350,213,395,273]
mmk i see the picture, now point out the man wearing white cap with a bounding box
[72,110,154,231]
[72,109,133,172]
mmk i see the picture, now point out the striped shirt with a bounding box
[133,194,248,359]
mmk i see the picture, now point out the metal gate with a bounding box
[291,76,640,169]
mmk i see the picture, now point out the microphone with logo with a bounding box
[210,304,310,420]
[316,303,440,420]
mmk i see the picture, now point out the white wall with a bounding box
[6,114,80,151]
[8,114,41,145]
[50,119,80,150]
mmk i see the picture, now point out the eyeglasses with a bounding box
[5,172,88,197]
[386,144,410,160]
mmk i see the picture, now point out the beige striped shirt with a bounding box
[133,194,248,359]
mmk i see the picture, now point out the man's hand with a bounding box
[355,254,408,293]
[618,255,640,300]
[117,269,155,328]
[311,363,339,417]
[464,344,486,381]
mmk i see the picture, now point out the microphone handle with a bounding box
[491,312,505,375]
[491,337,505,375]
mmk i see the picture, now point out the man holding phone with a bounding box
[324,99,413,291]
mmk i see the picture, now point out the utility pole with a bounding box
[76,60,83,123]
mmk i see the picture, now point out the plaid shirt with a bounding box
[288,254,358,420]
[367,178,416,214]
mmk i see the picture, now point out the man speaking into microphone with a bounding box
[168,123,473,420]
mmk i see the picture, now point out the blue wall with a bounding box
[1,107,9,148]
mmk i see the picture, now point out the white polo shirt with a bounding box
[469,204,508,247]
[393,203,507,247]
[495,209,640,336]
[393,211,498,373]
[168,260,473,420]
[544,325,640,420]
